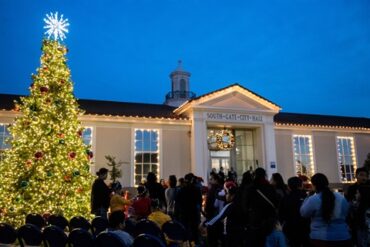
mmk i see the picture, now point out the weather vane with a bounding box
[44,12,69,41]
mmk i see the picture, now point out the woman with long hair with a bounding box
[270,173,288,200]
[300,173,351,247]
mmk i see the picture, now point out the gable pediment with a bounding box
[174,84,281,115]
[198,91,271,111]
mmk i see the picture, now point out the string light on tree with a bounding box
[0,12,93,227]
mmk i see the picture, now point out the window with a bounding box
[0,124,11,161]
[134,129,159,186]
[180,79,186,91]
[337,137,357,182]
[293,135,314,179]
[82,127,93,146]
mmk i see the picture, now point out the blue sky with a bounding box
[1,0,370,117]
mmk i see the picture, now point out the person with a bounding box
[160,178,168,190]
[145,172,166,209]
[345,167,370,247]
[227,167,237,182]
[279,176,310,247]
[108,210,134,246]
[148,199,171,229]
[300,173,351,247]
[174,173,202,246]
[91,168,111,219]
[110,181,131,213]
[131,185,152,219]
[243,168,279,247]
[205,181,244,247]
[165,175,178,217]
[204,173,223,247]
[270,173,289,202]
[218,166,225,182]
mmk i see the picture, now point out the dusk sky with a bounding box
[1,0,370,117]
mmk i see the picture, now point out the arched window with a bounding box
[180,79,186,92]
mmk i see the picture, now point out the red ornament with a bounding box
[58,133,65,138]
[77,130,83,137]
[87,151,93,159]
[64,175,72,182]
[40,86,49,93]
[60,79,65,84]
[76,187,83,193]
[35,151,43,159]
[69,152,76,159]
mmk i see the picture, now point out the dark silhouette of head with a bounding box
[287,176,303,191]
[168,175,177,188]
[137,185,148,197]
[241,171,253,187]
[109,210,125,229]
[254,167,266,184]
[271,173,286,189]
[146,172,157,184]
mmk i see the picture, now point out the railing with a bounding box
[165,91,196,100]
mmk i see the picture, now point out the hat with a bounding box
[224,181,237,195]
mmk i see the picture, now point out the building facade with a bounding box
[1,64,370,187]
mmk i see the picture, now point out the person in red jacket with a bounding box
[131,185,151,220]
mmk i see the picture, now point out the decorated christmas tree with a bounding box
[0,12,94,227]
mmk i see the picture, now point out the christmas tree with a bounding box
[0,13,94,227]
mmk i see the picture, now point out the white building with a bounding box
[1,63,369,187]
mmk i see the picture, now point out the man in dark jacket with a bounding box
[243,168,279,247]
[91,168,111,219]
[345,167,370,247]
[279,176,310,247]
[175,173,202,246]
[145,172,166,208]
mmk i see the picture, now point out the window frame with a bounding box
[292,134,315,178]
[336,136,357,183]
[133,128,160,186]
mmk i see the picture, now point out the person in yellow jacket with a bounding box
[110,182,131,213]
[148,199,171,229]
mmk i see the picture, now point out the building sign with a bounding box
[206,112,263,122]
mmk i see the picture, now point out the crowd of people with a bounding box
[91,166,370,247]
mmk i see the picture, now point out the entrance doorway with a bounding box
[210,150,230,171]
[234,130,256,180]
[208,128,256,181]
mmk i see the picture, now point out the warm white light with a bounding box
[44,12,69,41]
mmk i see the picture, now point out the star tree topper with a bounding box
[44,12,69,41]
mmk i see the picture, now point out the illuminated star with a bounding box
[44,12,69,41]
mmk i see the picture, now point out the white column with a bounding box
[191,112,208,181]
[263,117,278,178]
